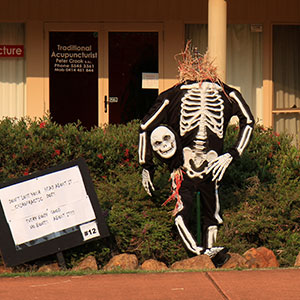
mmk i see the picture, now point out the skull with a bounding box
[150,126,176,159]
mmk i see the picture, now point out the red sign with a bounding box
[0,45,24,57]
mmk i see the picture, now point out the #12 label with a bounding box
[80,221,100,241]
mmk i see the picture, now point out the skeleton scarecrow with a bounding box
[138,43,254,267]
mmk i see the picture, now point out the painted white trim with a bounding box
[140,99,169,130]
[180,81,222,91]
[138,132,146,164]
[214,184,223,224]
[207,225,218,248]
[229,91,252,124]
[175,215,202,255]
[237,125,253,155]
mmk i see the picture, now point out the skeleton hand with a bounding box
[207,153,233,182]
[142,169,155,196]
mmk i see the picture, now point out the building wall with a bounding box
[227,0,300,127]
[0,0,206,22]
[1,0,300,126]
[1,0,299,22]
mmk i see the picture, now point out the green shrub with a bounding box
[0,117,299,268]
[99,164,188,265]
[218,125,300,266]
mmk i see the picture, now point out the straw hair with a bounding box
[175,40,220,84]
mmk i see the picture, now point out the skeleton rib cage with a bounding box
[180,82,225,153]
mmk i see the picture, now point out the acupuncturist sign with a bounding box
[0,158,109,267]
[0,45,24,57]
[49,31,98,129]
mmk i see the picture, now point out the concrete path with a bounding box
[0,269,300,300]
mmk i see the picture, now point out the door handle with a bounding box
[104,95,108,113]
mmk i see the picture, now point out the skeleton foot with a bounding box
[203,247,230,268]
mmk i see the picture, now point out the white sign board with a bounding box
[142,72,159,89]
[0,165,95,246]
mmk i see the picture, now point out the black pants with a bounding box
[175,172,223,249]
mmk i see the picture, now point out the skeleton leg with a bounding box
[175,215,203,255]
[199,180,223,244]
[174,176,203,255]
[200,180,227,249]
[206,225,218,248]
[202,224,230,267]
[198,181,230,267]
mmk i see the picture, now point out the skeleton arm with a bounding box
[228,90,255,159]
[207,153,233,182]
[139,99,170,165]
[138,96,170,195]
[142,168,155,196]
[207,89,254,182]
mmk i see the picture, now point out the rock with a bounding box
[140,259,168,271]
[72,255,98,271]
[171,255,215,270]
[37,263,60,273]
[0,265,13,274]
[103,254,138,271]
[243,247,279,268]
[294,252,300,267]
[221,253,247,269]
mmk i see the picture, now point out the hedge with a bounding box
[0,116,299,267]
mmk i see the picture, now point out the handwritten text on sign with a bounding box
[0,166,95,245]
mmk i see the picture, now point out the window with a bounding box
[0,23,25,118]
[185,24,263,122]
[273,25,300,144]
